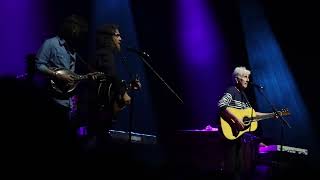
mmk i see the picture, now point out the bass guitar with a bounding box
[220,107,290,140]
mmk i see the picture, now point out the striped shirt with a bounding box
[218,86,251,110]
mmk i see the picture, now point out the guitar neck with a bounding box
[75,75,89,81]
[255,114,274,121]
[255,111,285,121]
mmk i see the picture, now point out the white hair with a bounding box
[232,66,251,80]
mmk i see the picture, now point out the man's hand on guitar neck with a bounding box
[87,72,106,81]
[129,75,142,91]
[130,80,141,90]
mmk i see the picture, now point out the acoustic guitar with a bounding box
[220,107,290,140]
[97,74,141,115]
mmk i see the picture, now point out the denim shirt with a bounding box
[36,36,76,108]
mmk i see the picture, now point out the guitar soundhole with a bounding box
[243,117,252,125]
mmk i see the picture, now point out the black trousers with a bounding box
[40,101,79,158]
[86,109,114,150]
[223,138,243,174]
[222,135,259,180]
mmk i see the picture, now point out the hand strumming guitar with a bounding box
[122,92,131,105]
[234,118,246,131]
[47,67,75,83]
[220,108,245,131]
[54,72,75,83]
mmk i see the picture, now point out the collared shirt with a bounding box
[36,36,76,107]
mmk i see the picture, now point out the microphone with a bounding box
[250,82,264,89]
[126,47,150,57]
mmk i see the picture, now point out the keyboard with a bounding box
[259,145,308,155]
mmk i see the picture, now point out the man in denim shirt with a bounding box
[35,15,87,159]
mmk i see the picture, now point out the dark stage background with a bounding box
[0,0,319,176]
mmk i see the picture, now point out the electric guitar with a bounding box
[220,107,290,140]
[50,67,106,98]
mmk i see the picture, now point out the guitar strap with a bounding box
[240,91,251,108]
[241,90,255,126]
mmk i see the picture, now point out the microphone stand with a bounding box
[122,50,184,144]
[119,57,137,144]
[254,86,291,153]
[131,53,184,105]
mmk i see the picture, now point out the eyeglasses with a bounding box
[97,32,121,37]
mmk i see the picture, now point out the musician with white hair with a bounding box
[217,66,274,179]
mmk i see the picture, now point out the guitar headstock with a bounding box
[278,108,290,116]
